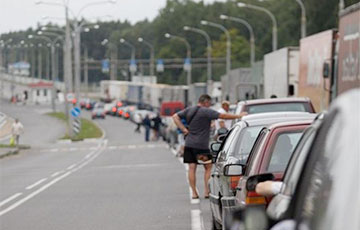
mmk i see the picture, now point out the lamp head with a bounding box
[93,24,100,29]
[183,26,190,31]
[37,31,43,35]
[238,2,246,7]
[28,35,34,39]
[101,39,108,45]
[200,20,208,25]
[120,38,125,43]
[138,37,143,42]
[164,33,171,38]
[220,15,228,20]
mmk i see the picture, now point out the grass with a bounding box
[47,112,103,141]
[0,144,30,149]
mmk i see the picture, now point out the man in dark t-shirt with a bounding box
[173,94,247,199]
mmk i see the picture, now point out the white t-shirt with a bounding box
[215,108,232,130]
[12,122,24,135]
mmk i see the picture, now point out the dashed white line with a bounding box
[67,164,76,170]
[69,148,77,151]
[26,178,48,190]
[108,146,117,150]
[191,209,203,230]
[51,171,63,177]
[0,193,22,208]
[50,149,59,152]
[128,145,136,149]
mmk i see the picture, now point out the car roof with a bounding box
[266,119,314,130]
[234,112,317,127]
[237,97,311,106]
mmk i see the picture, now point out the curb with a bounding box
[0,149,19,159]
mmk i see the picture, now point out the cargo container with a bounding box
[264,47,299,99]
[336,2,360,96]
[298,30,336,112]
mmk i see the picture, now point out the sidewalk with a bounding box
[0,117,14,143]
[0,147,18,158]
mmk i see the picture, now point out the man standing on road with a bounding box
[173,94,247,199]
[11,118,24,147]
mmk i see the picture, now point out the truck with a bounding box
[263,47,300,99]
[336,2,360,96]
[298,2,359,112]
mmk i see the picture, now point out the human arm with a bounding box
[218,112,247,120]
[255,181,283,196]
[172,113,189,136]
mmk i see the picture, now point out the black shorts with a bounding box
[184,146,212,164]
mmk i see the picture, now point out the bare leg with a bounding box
[188,163,198,198]
[203,163,212,197]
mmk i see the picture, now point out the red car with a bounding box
[233,120,313,208]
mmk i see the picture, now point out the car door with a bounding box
[209,126,240,223]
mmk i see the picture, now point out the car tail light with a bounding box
[230,176,241,190]
[245,191,267,205]
[117,102,123,107]
[125,112,129,118]
[119,110,123,116]
[112,107,116,112]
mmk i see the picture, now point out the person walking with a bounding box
[151,113,162,141]
[142,115,151,142]
[134,113,142,133]
[11,119,24,147]
[173,94,247,199]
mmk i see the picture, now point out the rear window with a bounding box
[267,131,303,172]
[247,103,312,114]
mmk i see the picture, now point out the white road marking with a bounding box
[191,209,203,230]
[128,145,136,149]
[147,144,155,148]
[51,171,63,177]
[0,141,107,217]
[108,146,117,150]
[69,148,77,151]
[26,178,48,190]
[67,164,76,170]
[0,193,22,208]
[50,149,59,152]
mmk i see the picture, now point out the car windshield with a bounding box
[267,131,303,172]
[228,126,263,164]
[247,103,310,114]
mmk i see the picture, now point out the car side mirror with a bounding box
[217,134,227,142]
[246,173,275,192]
[210,142,222,153]
[223,164,243,176]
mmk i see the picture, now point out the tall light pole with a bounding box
[238,2,278,51]
[201,20,231,100]
[120,38,136,80]
[165,33,192,106]
[183,26,212,94]
[220,14,255,66]
[138,37,155,76]
[294,0,307,38]
[102,39,117,81]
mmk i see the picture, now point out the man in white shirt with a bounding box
[11,119,24,146]
[215,101,232,131]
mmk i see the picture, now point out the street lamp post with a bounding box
[294,0,307,38]
[201,20,231,100]
[220,14,256,66]
[138,37,155,76]
[183,26,213,94]
[238,2,278,51]
[165,33,192,88]
[120,38,136,80]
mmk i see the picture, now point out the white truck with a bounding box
[263,47,300,98]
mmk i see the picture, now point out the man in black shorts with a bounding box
[173,94,247,199]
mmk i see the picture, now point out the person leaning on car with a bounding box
[172,94,247,199]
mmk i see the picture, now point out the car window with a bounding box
[245,129,268,176]
[297,110,359,230]
[228,126,263,164]
[282,129,316,196]
[267,131,303,172]
[247,103,310,114]
[217,126,240,161]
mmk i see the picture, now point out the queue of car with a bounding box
[212,90,359,230]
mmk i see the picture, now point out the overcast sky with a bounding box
[0,0,225,34]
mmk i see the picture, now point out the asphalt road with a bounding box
[0,103,213,230]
